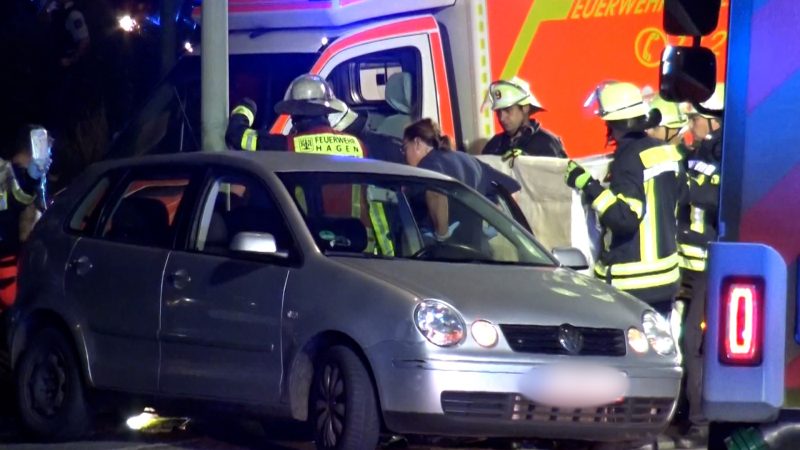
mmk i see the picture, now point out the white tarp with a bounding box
[476,154,612,268]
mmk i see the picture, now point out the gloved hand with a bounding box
[564,160,593,190]
[422,221,461,243]
[231,98,258,126]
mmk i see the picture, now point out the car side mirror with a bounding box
[664,0,721,37]
[659,46,717,103]
[230,232,288,258]
[551,247,589,270]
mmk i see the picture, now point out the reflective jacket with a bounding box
[582,133,685,304]
[678,129,722,272]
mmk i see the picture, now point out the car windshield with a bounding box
[278,172,556,266]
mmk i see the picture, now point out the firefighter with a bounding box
[672,83,725,446]
[225,74,394,256]
[564,81,684,315]
[481,76,567,162]
[328,99,405,164]
[646,95,691,153]
[0,126,50,310]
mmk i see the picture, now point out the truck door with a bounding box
[271,15,456,142]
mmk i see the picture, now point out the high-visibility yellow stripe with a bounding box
[639,179,658,261]
[690,206,705,234]
[232,105,255,126]
[500,0,573,80]
[679,243,707,259]
[605,266,681,291]
[351,185,362,218]
[368,201,395,257]
[617,194,643,219]
[11,180,34,205]
[293,133,364,158]
[241,129,258,151]
[294,186,308,215]
[592,189,617,215]
[595,253,680,277]
[639,145,682,168]
[711,174,720,185]
[679,256,707,272]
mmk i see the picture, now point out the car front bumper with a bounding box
[378,358,681,442]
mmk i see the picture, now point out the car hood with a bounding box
[334,258,649,329]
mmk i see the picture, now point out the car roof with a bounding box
[94,151,454,181]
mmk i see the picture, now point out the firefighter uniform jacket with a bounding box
[582,133,684,304]
[678,129,722,272]
[482,120,567,159]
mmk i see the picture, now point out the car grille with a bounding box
[440,392,673,424]
[500,324,626,356]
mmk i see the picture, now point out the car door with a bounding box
[159,168,294,404]
[64,168,196,392]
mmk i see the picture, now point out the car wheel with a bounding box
[15,328,91,440]
[310,345,379,450]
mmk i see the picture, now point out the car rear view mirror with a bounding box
[659,46,716,103]
[551,247,589,270]
[664,0,721,36]
[230,232,288,258]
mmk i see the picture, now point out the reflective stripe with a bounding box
[711,174,720,185]
[679,255,707,272]
[351,185,362,218]
[639,145,683,168]
[605,266,681,291]
[693,173,706,186]
[679,243,707,259]
[591,189,617,215]
[643,161,680,181]
[640,178,658,261]
[594,253,680,277]
[232,105,255,126]
[294,186,308,215]
[11,178,34,205]
[617,194,643,219]
[293,133,364,158]
[0,190,7,211]
[690,206,705,234]
[368,200,395,256]
[688,159,717,175]
[241,129,258,151]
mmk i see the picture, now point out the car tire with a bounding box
[15,328,91,440]
[310,345,379,450]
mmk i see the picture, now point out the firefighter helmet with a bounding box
[649,95,689,129]
[328,99,359,131]
[486,76,544,111]
[588,81,652,121]
[274,74,345,116]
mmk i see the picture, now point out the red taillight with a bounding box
[720,278,763,365]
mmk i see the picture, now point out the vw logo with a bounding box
[558,324,584,355]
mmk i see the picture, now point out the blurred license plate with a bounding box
[518,363,629,408]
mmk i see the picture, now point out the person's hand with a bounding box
[565,160,593,190]
[231,98,258,126]
[423,221,461,242]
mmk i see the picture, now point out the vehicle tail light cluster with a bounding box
[720,278,763,366]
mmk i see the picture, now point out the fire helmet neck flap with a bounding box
[274,74,346,117]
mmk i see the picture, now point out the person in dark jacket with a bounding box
[565,81,684,315]
[403,118,520,245]
[481,76,567,162]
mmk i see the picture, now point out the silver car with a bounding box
[6,152,680,449]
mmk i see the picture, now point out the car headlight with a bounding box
[414,300,465,347]
[627,327,649,354]
[471,320,498,348]
[642,311,675,355]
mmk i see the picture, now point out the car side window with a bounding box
[99,174,192,248]
[68,177,113,235]
[193,173,293,257]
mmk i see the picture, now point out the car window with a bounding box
[100,175,191,248]
[278,172,555,266]
[193,173,293,257]
[67,176,113,235]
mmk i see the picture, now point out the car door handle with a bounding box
[69,256,93,276]
[169,269,191,290]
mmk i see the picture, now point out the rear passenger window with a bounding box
[68,177,112,235]
[101,176,191,248]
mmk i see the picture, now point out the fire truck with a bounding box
[659,0,800,448]
[112,0,728,160]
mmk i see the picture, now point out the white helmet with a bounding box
[649,95,689,129]
[328,99,359,131]
[486,76,544,111]
[274,74,346,116]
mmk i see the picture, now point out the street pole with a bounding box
[201,0,228,152]
[159,0,179,79]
